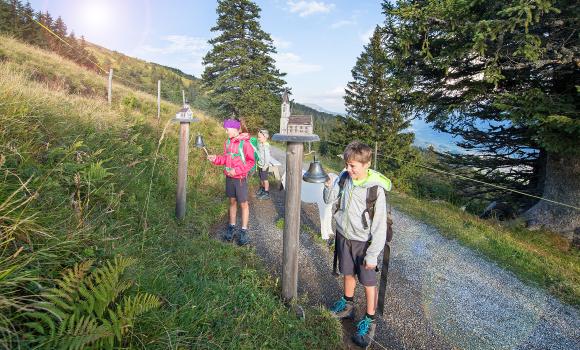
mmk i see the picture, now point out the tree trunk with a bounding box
[524,152,580,234]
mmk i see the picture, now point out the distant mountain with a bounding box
[302,103,345,116]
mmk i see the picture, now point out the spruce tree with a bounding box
[202,0,286,129]
[337,25,418,189]
[382,0,579,231]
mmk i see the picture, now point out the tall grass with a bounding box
[0,36,341,349]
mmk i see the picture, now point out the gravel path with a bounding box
[214,146,580,350]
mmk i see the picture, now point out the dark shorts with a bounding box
[258,168,269,181]
[336,232,377,287]
[225,177,248,202]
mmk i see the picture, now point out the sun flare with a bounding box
[81,2,111,31]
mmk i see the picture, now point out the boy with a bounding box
[255,129,272,199]
[323,141,392,348]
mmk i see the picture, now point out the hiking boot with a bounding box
[329,297,354,319]
[352,316,376,348]
[237,228,250,246]
[224,225,235,242]
[257,191,271,200]
[255,187,264,196]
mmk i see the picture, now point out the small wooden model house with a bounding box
[287,115,313,135]
[175,104,193,121]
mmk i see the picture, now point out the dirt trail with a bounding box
[213,146,579,350]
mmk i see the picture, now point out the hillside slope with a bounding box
[0,35,340,349]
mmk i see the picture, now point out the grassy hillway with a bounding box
[0,35,341,349]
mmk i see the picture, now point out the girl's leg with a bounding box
[264,179,269,192]
[240,201,249,228]
[229,198,237,225]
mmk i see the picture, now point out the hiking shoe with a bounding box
[224,225,235,242]
[255,187,264,196]
[257,191,271,200]
[352,316,376,348]
[237,228,250,246]
[329,297,354,319]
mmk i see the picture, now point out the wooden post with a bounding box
[108,68,113,105]
[176,121,190,219]
[157,80,161,120]
[374,141,378,170]
[282,141,303,301]
[273,132,318,303]
[182,90,185,106]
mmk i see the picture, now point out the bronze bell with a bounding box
[303,156,329,183]
[194,134,206,148]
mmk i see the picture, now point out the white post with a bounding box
[157,80,161,120]
[108,68,113,105]
[182,90,185,106]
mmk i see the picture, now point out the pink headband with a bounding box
[223,119,241,129]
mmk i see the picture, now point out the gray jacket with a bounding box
[323,169,392,266]
[257,142,271,170]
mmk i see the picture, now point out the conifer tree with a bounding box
[382,0,579,231]
[336,26,418,188]
[202,0,286,129]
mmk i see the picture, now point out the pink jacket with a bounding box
[212,133,255,179]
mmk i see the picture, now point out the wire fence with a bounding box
[321,139,579,211]
[27,13,189,102]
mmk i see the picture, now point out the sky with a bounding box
[27,0,458,150]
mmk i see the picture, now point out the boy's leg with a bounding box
[264,179,269,192]
[364,285,377,316]
[344,274,356,298]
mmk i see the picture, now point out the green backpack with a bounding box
[226,137,260,173]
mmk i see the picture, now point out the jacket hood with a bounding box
[341,169,392,191]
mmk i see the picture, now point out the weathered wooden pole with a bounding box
[176,121,190,219]
[157,80,161,120]
[283,141,303,300]
[182,90,185,106]
[108,68,113,105]
[172,107,198,220]
[272,133,319,303]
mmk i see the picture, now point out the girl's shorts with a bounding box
[225,177,248,202]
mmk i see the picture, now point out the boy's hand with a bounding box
[324,173,337,187]
[364,262,377,270]
[226,168,236,177]
[207,155,216,162]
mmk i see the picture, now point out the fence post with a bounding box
[374,141,378,170]
[108,68,113,105]
[157,80,161,121]
[182,90,185,106]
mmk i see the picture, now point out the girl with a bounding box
[207,118,255,245]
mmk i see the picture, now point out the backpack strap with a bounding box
[334,171,349,214]
[361,185,378,230]
[238,140,246,164]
